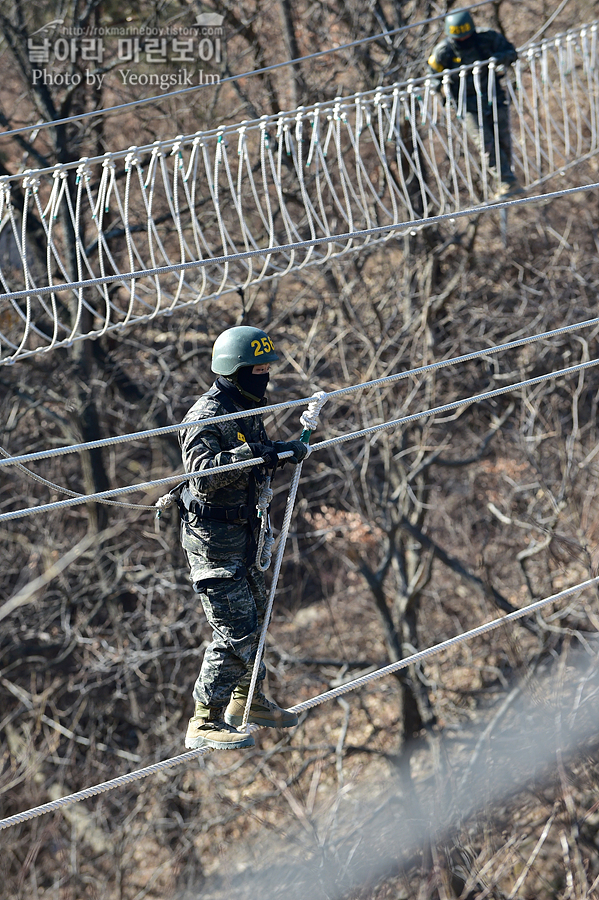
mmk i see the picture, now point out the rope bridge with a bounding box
[2,305,599,828]
[0,22,598,364]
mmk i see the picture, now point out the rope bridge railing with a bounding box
[0,23,598,365]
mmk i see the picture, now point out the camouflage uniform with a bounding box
[428,29,518,184]
[179,379,270,708]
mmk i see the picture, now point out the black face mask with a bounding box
[235,367,270,401]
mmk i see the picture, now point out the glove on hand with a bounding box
[493,50,517,67]
[273,440,308,464]
[247,441,279,468]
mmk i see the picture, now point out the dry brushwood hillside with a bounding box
[3,1,599,899]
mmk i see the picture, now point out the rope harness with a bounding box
[255,477,275,571]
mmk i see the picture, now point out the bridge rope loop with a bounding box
[300,390,328,435]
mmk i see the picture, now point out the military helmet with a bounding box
[211,325,279,375]
[444,11,475,39]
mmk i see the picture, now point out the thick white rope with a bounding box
[2,313,599,471]
[0,452,292,523]
[1,574,596,832]
[311,355,599,453]
[241,391,327,729]
[2,354,597,524]
[0,446,143,511]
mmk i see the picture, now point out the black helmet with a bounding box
[445,11,475,40]
[211,325,279,375]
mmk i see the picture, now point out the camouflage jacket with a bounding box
[427,30,517,108]
[178,378,270,580]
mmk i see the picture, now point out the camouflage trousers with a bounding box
[463,102,514,183]
[192,565,267,708]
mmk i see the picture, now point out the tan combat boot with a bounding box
[185,702,255,750]
[494,180,524,200]
[225,684,298,729]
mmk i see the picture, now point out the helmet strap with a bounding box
[231,368,270,403]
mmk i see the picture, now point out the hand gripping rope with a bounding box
[241,391,328,729]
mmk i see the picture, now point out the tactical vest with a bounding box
[178,382,267,528]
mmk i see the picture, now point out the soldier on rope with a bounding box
[178,326,307,751]
[427,10,523,200]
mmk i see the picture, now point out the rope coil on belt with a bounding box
[255,476,275,572]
